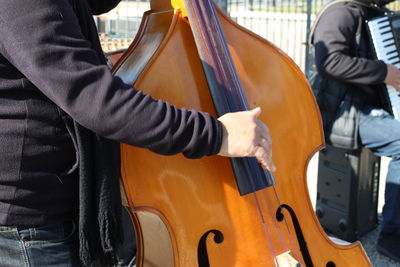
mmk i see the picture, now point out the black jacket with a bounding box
[0,0,222,224]
[311,1,387,148]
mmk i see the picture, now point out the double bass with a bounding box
[112,0,371,266]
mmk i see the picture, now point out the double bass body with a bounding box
[113,1,371,266]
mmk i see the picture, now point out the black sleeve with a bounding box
[87,0,121,15]
[313,5,387,84]
[0,0,222,158]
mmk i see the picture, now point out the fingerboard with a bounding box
[183,0,275,195]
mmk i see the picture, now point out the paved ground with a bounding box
[360,224,400,267]
[307,155,400,266]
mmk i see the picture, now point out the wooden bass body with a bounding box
[112,2,371,266]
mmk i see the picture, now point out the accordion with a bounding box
[367,13,400,120]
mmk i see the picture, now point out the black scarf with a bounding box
[70,0,123,265]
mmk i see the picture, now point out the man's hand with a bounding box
[384,64,400,91]
[217,107,276,172]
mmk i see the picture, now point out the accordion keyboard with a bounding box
[368,14,400,119]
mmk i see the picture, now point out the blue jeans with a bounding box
[0,220,81,267]
[0,215,136,267]
[359,105,400,233]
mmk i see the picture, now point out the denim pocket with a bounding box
[19,221,81,266]
[20,220,77,245]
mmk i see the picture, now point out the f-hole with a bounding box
[197,230,224,267]
[278,204,315,267]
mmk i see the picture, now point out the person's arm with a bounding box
[313,5,387,84]
[0,0,220,158]
[218,107,275,171]
[384,64,400,91]
[0,0,275,170]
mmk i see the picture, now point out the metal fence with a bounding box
[97,0,400,75]
[225,0,316,73]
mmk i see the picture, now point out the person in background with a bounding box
[311,0,400,262]
[0,0,275,266]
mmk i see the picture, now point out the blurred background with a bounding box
[95,0,399,76]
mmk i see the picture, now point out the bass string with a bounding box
[184,0,302,264]
[248,173,303,265]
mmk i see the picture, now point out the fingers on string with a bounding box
[255,120,272,147]
[254,145,276,172]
